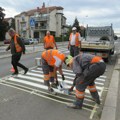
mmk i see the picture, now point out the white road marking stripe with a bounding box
[36,68,106,82]
[30,70,104,86]
[7,76,103,94]
[37,67,73,73]
[32,69,75,76]
[28,71,104,86]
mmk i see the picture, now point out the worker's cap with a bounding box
[65,55,73,66]
[72,27,77,31]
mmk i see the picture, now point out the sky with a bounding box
[1,0,120,32]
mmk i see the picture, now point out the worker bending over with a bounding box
[65,52,106,109]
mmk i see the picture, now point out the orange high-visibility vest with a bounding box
[69,32,80,46]
[44,35,55,49]
[90,56,102,63]
[14,34,22,52]
[42,50,65,66]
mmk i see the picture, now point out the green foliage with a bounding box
[55,35,69,42]
[72,17,80,32]
[0,7,8,41]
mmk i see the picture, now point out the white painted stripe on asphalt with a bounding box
[37,67,73,73]
[99,75,107,79]
[8,77,65,94]
[19,73,73,85]
[32,69,105,83]
[29,71,104,86]
[36,68,106,82]
[27,72,74,79]
[96,78,105,82]
[8,75,103,94]
[32,69,75,76]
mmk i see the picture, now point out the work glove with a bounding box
[62,74,65,81]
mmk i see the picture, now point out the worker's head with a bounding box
[8,28,16,37]
[64,55,73,67]
[72,27,77,34]
[46,31,50,36]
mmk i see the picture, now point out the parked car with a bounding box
[28,38,39,44]
[23,39,30,45]
[23,38,39,45]
[33,38,39,44]
[4,39,10,44]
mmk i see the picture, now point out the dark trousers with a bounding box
[11,53,27,73]
[70,45,79,57]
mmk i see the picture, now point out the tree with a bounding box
[0,7,9,41]
[72,17,80,32]
[72,17,86,37]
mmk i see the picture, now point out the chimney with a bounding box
[42,2,45,8]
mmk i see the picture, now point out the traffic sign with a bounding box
[29,18,35,27]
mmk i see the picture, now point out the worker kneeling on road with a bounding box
[41,49,65,94]
[64,52,106,109]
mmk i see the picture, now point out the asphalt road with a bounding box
[0,41,119,120]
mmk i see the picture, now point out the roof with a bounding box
[4,17,13,22]
[15,6,63,17]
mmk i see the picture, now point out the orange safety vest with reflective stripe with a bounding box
[14,34,22,52]
[69,32,80,47]
[90,56,103,63]
[42,50,65,66]
[44,35,55,49]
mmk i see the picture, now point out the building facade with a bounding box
[15,3,68,41]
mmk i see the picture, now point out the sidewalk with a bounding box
[100,54,120,120]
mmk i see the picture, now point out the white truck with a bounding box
[81,24,117,62]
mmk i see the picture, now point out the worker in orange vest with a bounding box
[68,27,81,57]
[41,49,65,94]
[43,31,58,50]
[6,28,28,75]
[64,52,106,109]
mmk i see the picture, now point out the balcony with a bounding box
[34,16,49,22]
[34,26,47,31]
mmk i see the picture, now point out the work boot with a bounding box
[67,99,83,109]
[24,68,28,74]
[12,72,18,75]
[48,87,57,95]
[90,91,101,105]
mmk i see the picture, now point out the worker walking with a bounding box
[6,28,28,75]
[41,49,65,94]
[43,31,58,50]
[64,52,106,109]
[68,27,81,57]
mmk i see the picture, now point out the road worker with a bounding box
[68,27,81,57]
[64,52,106,109]
[41,49,65,94]
[43,31,58,50]
[6,28,28,75]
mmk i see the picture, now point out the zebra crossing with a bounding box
[0,66,107,119]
